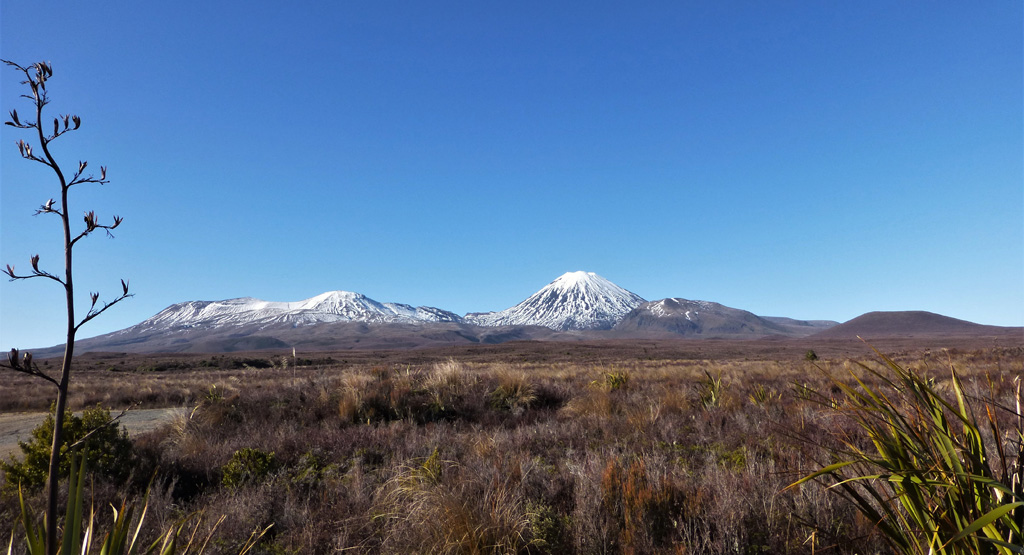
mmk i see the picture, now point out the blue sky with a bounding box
[1,1,1021,350]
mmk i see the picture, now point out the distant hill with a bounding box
[811,311,1021,339]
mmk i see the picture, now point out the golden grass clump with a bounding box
[373,448,533,554]
[488,368,537,414]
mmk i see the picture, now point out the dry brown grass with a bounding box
[1,340,1020,553]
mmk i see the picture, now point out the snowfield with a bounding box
[133,290,463,331]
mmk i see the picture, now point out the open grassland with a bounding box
[1,339,1021,553]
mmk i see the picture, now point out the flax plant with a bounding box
[8,448,271,555]
[697,370,725,410]
[791,349,1024,554]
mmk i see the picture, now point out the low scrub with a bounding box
[1,405,133,491]
[222,447,278,489]
[1,346,1018,553]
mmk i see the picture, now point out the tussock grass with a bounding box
[488,368,537,414]
[373,448,533,554]
[2,345,1019,552]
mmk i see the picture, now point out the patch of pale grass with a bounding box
[374,449,532,554]
[560,388,615,420]
[424,357,475,396]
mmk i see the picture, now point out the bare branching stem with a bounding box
[2,59,128,555]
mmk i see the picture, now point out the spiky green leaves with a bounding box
[791,351,1024,554]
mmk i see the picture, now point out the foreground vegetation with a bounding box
[2,344,1022,553]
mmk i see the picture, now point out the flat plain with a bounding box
[1,332,1021,553]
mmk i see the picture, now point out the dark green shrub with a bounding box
[290,450,343,489]
[1,404,134,490]
[805,349,819,361]
[222,447,277,488]
[135,360,190,372]
[527,502,572,554]
[224,358,273,369]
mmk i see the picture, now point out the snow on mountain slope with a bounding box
[465,271,645,331]
[134,291,462,331]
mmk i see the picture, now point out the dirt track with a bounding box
[0,408,182,461]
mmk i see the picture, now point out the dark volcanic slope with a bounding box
[761,316,838,336]
[613,298,816,338]
[811,311,1022,339]
[30,321,576,356]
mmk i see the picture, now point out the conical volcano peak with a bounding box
[465,271,646,330]
[548,271,622,294]
[555,270,597,283]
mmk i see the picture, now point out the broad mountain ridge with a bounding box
[612,298,824,338]
[23,271,1018,355]
[140,290,462,330]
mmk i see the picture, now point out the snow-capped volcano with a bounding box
[134,291,462,331]
[465,271,646,331]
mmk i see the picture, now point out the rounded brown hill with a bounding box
[811,310,1022,339]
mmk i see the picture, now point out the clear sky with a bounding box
[1,1,1022,350]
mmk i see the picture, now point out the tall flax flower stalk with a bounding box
[1,60,130,555]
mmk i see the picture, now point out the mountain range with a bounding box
[28,271,1020,355]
